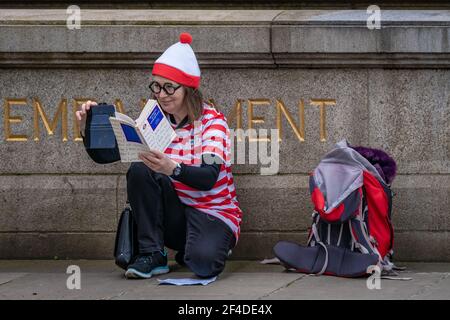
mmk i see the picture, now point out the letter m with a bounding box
[33,98,68,141]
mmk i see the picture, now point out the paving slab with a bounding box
[0,261,448,300]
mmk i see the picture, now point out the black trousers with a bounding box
[126,162,235,278]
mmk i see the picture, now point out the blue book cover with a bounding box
[120,124,143,144]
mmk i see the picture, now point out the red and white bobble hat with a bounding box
[152,32,201,89]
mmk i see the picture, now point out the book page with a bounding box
[109,117,149,162]
[136,99,177,153]
[113,112,136,126]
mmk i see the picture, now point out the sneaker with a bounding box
[125,251,169,279]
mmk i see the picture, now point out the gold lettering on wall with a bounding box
[4,98,28,141]
[226,99,244,141]
[248,99,271,142]
[139,98,147,110]
[113,99,126,114]
[310,99,336,142]
[1,97,336,143]
[33,98,68,142]
[275,99,305,143]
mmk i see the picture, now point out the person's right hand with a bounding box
[75,100,98,136]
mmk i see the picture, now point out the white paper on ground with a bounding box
[260,257,281,265]
[157,276,217,286]
[381,276,413,281]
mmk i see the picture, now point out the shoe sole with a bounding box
[125,266,170,279]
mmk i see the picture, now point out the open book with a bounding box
[109,99,177,162]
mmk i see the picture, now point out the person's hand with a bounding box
[139,150,178,176]
[75,100,98,136]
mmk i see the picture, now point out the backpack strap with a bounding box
[311,221,329,275]
[337,224,344,246]
[307,211,318,246]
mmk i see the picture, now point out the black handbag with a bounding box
[83,103,121,164]
[85,103,116,149]
[114,201,138,270]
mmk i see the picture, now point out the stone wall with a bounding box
[0,9,449,261]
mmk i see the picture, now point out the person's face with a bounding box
[151,75,186,115]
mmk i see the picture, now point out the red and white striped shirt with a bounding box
[164,103,242,243]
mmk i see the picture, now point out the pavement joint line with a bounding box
[407,272,450,300]
[100,273,136,300]
[257,273,306,300]
[103,289,129,300]
[104,278,159,300]
[0,273,29,287]
[0,279,15,287]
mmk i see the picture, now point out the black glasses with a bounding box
[148,81,182,96]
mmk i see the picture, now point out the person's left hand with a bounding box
[139,150,177,176]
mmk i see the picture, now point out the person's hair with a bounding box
[182,87,204,124]
[151,86,204,124]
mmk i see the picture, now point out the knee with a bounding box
[126,162,152,185]
[184,247,226,278]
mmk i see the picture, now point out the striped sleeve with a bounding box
[201,116,231,165]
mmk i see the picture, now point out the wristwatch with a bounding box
[171,162,182,177]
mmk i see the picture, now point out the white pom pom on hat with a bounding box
[152,32,201,89]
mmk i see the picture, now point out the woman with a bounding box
[76,32,242,279]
